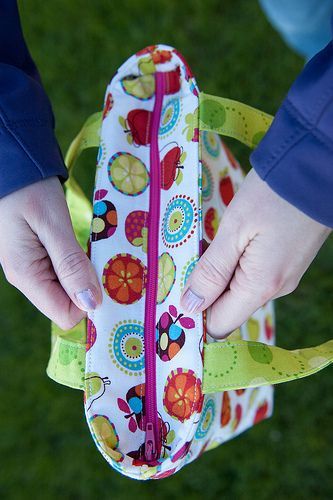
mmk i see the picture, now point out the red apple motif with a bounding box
[204,207,219,241]
[125,210,148,252]
[161,146,186,190]
[119,109,152,146]
[265,314,274,341]
[103,92,114,119]
[219,168,235,206]
[232,403,243,430]
[253,401,269,424]
[221,391,231,427]
[136,45,157,56]
[152,49,173,64]
[223,142,240,170]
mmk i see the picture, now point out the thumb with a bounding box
[33,188,102,313]
[47,237,103,313]
[180,217,244,314]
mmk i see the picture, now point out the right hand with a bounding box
[0,176,102,330]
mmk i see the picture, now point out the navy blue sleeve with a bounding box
[250,35,333,228]
[0,0,68,199]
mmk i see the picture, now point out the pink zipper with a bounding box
[144,71,166,463]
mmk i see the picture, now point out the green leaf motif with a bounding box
[248,343,273,364]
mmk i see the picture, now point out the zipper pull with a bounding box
[145,422,157,462]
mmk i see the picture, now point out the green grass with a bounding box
[1,1,332,498]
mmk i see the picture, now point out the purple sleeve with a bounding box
[250,35,333,227]
[0,0,68,198]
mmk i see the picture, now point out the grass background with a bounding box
[1,0,332,498]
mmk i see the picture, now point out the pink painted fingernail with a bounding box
[181,288,205,313]
[75,288,97,311]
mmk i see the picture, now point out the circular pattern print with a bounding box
[86,319,97,351]
[195,398,215,440]
[163,368,202,422]
[201,160,214,201]
[89,415,124,462]
[92,199,117,241]
[121,74,155,100]
[109,321,145,375]
[162,195,197,248]
[180,256,198,289]
[97,140,106,168]
[159,98,181,137]
[103,253,146,304]
[202,131,221,158]
[204,207,219,241]
[157,252,176,304]
[108,152,149,196]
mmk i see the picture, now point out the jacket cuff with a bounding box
[250,99,333,228]
[0,64,68,198]
[0,119,68,198]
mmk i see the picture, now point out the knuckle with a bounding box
[196,254,230,286]
[56,251,87,281]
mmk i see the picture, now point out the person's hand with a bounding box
[0,176,102,330]
[180,168,331,338]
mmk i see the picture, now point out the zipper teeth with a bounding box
[144,72,165,461]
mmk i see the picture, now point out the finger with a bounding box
[40,225,102,313]
[206,257,268,338]
[180,216,246,314]
[1,222,86,330]
[28,181,103,313]
[21,261,87,331]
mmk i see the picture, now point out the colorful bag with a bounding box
[47,45,333,480]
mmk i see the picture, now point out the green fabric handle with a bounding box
[202,339,333,393]
[47,96,333,393]
[199,92,273,148]
[46,112,102,388]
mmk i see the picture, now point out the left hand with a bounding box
[180,168,331,338]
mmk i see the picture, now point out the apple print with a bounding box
[161,146,186,190]
[156,305,195,362]
[182,108,199,142]
[221,391,231,427]
[219,167,234,206]
[119,109,152,146]
[253,401,269,424]
[204,207,219,241]
[231,403,242,431]
[223,142,240,170]
[103,92,114,119]
[137,46,173,75]
[265,314,274,341]
[152,49,173,64]
[136,45,157,56]
[125,210,148,252]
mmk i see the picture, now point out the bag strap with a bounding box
[47,95,333,393]
[47,113,101,389]
[202,339,333,393]
[199,92,273,148]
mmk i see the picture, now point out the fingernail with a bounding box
[75,289,98,311]
[181,288,205,313]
